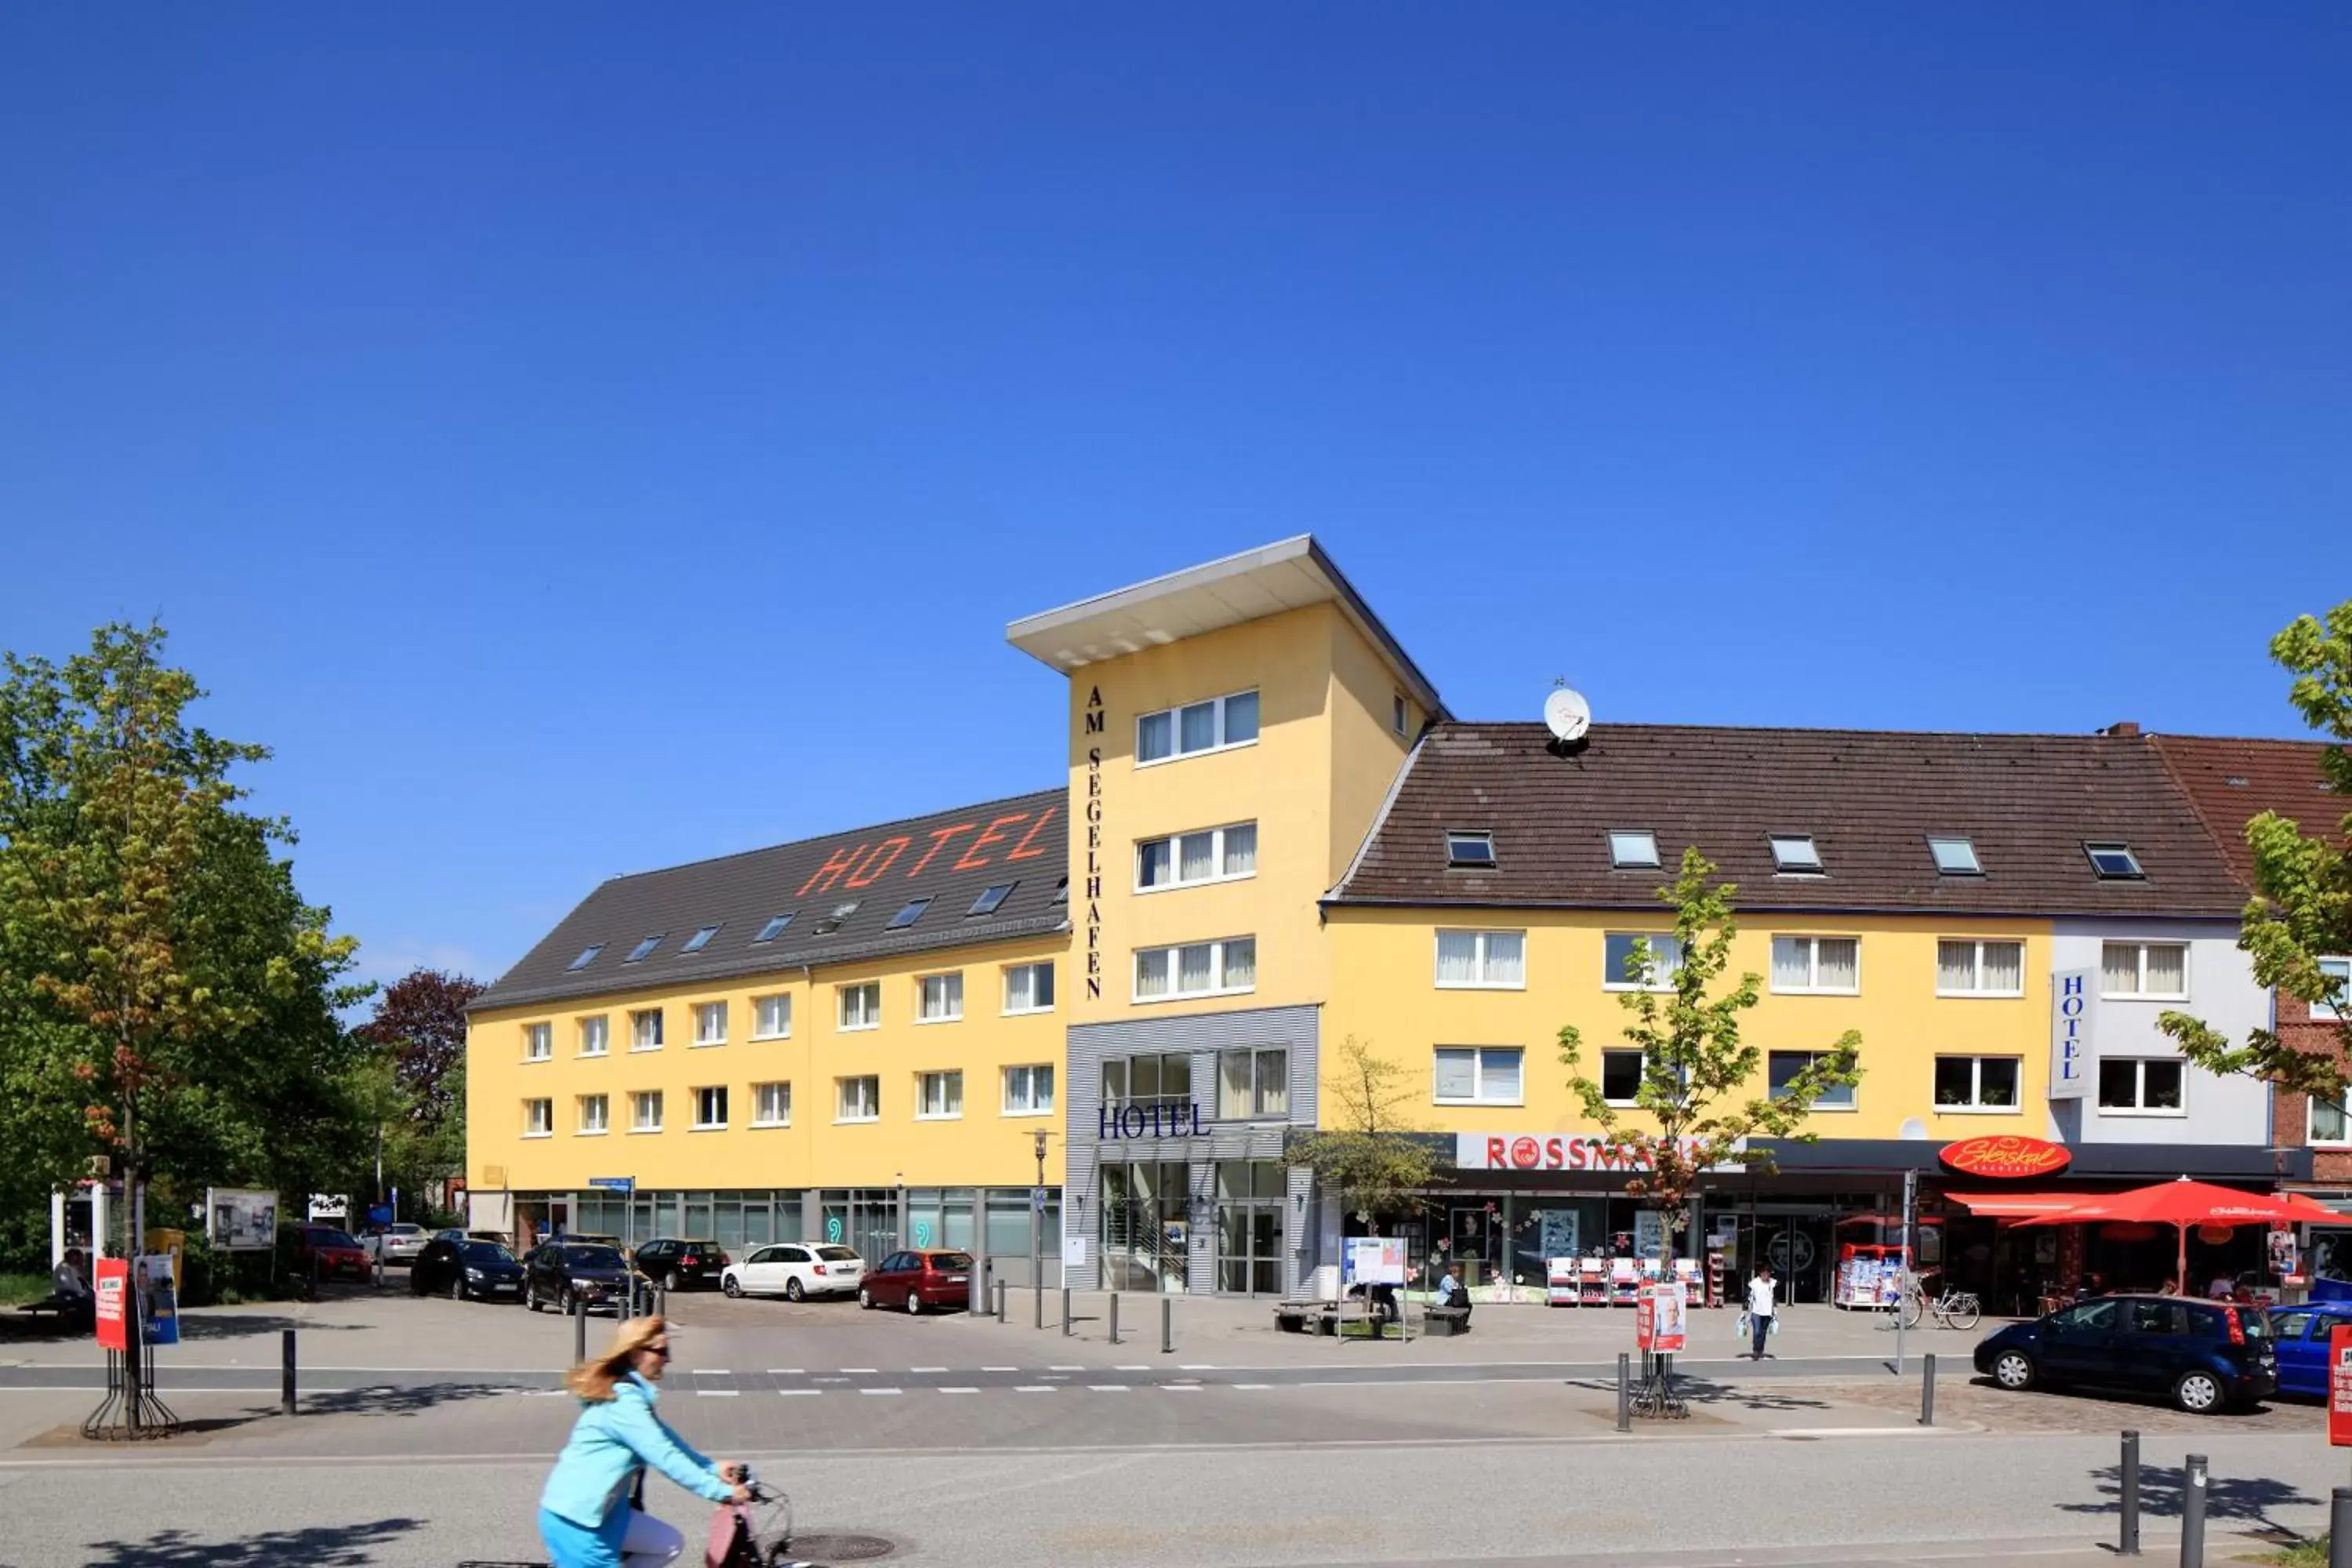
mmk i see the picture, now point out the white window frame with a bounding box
[838,982,881,1032]
[577,1093,609,1135]
[2101,941,2190,1002]
[1767,1050,1857,1111]
[1769,935,1862,996]
[751,1081,792,1129]
[2097,1056,2187,1117]
[916,971,964,1024]
[522,1098,553,1138]
[1607,830,1661,869]
[2307,1087,2350,1147]
[915,1069,964,1120]
[1603,932,1685,993]
[1932,1054,2024,1114]
[691,1085,728,1131]
[1131,937,1257,1004]
[1392,693,1408,737]
[1935,938,2027,998]
[752,994,793,1040]
[1134,820,1259,894]
[1927,836,1983,876]
[1134,688,1260,768]
[1769,833,1824,873]
[578,1015,609,1058]
[630,1090,663,1133]
[523,1022,552,1062]
[1432,1045,1524,1107]
[1434,928,1527,991]
[836,1075,880,1123]
[629,1008,664,1051]
[1599,1048,1646,1107]
[692,1001,728,1046]
[2317,957,2352,1023]
[1003,962,1056,1015]
[1002,1064,1055,1116]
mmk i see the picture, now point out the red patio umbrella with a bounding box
[2018,1178,2323,1289]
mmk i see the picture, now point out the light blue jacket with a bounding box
[539,1372,733,1528]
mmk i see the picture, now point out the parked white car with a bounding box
[720,1243,864,1301]
[365,1223,430,1265]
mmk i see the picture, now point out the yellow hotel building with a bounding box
[469,537,2285,1304]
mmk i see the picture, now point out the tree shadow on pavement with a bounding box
[2059,1461,2319,1539]
[294,1381,528,1417]
[1564,1374,1828,1412]
[78,1516,423,1566]
[176,1312,366,1341]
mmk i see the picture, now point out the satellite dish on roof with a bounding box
[1544,686,1592,744]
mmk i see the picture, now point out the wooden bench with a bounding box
[1422,1304,1472,1337]
[1274,1299,1339,1334]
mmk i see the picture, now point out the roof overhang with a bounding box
[1005,535,1448,719]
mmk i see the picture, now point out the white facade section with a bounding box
[2049,919,2268,1148]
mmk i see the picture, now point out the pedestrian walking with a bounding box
[1746,1263,1777,1359]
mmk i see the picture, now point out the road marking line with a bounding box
[695,1368,735,1375]
[938,1387,979,1394]
[1116,1364,1149,1371]
[910,1367,948,1374]
[1048,1365,1083,1371]
[1087,1385,1131,1392]
[1769,1426,1954,1439]
[768,1369,805,1375]
[777,1389,822,1397]
[840,1367,877,1374]
[696,1388,741,1396]
[858,1388,903,1396]
[1162,1384,1202,1392]
[1178,1363,1215,1370]
[1234,1383,1272,1390]
[982,1366,1018,1372]
[1014,1385,1055,1393]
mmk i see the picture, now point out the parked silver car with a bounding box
[365,1223,430,1265]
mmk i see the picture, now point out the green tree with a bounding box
[0,624,368,1225]
[1287,1035,1442,1233]
[1559,848,1863,1272]
[2161,601,2352,1094]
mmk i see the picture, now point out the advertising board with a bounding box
[206,1189,278,1252]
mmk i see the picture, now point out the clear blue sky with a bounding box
[2,7,2346,990]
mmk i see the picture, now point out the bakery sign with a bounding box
[1940,1134,2073,1180]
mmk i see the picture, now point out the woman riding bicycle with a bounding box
[539,1315,751,1568]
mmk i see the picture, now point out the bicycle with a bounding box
[460,1475,810,1568]
[1891,1272,1981,1331]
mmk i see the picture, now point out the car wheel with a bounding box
[858,1287,873,1310]
[560,1286,575,1316]
[724,1276,742,1298]
[525,1279,540,1313]
[2175,1370,2224,1414]
[785,1278,805,1303]
[449,1275,465,1302]
[664,1269,684,1292]
[907,1290,923,1316]
[1991,1350,2036,1391]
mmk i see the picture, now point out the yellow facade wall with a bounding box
[466,932,1070,1196]
[1322,907,2056,1142]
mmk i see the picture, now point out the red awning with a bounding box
[1944,1191,2090,1218]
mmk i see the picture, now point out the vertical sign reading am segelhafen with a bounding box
[1082,685,1105,1000]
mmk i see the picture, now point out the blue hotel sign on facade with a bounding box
[1098,1102,1206,1141]
[2049,968,2093,1101]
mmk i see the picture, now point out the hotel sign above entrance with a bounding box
[1098,1102,1207,1141]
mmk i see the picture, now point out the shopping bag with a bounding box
[1735,1310,1751,1339]
[1768,1312,1781,1337]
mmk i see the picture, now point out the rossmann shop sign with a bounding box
[1454,1134,1748,1174]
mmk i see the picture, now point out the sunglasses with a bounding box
[646,1345,671,1359]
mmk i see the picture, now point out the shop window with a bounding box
[1603,932,1683,991]
[1435,929,1525,989]
[1136,689,1258,765]
[2102,942,2188,1000]
[1434,1046,1522,1105]
[1217,1048,1288,1120]
[577,1094,608,1134]
[1768,1051,1855,1109]
[839,982,881,1031]
[752,1082,791,1127]
[753,994,792,1040]
[693,1002,728,1045]
[1137,822,1257,891]
[523,1022,552,1061]
[1769,936,1860,995]
[523,1098,553,1138]
[1003,961,1055,1014]
[836,1076,880,1123]
[1936,938,2024,996]
[1103,1052,1192,1112]
[1933,1055,2020,1111]
[1133,937,1254,1002]
[2097,1058,2184,1114]
[692,1086,728,1131]
[1600,1050,1644,1105]
[630,1008,665,1051]
[579,1016,609,1057]
[1003,1064,1054,1115]
[916,972,964,1023]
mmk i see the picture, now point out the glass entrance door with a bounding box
[1215,1160,1283,1296]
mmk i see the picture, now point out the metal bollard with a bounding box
[574,1291,588,1365]
[2180,1452,2207,1568]
[1109,1293,1120,1345]
[281,1328,297,1417]
[2329,1486,2351,1568]
[1033,1283,1043,1330]
[971,1261,988,1318]
[1615,1352,1630,1433]
[994,1279,1006,1322]
[2120,1430,2141,1557]
[1062,1287,1073,1337]
[1161,1297,1173,1355]
[1919,1353,1936,1427]
[655,1285,667,1321]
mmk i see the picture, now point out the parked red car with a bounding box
[858,1250,974,1314]
[287,1224,372,1283]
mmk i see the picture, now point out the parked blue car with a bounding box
[2266,1301,2352,1398]
[1974,1294,2276,1414]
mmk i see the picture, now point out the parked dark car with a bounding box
[2267,1301,2352,1398]
[410,1238,524,1302]
[858,1250,975,1314]
[632,1238,730,1291]
[527,1243,633,1314]
[287,1225,372,1283]
[1976,1294,2276,1413]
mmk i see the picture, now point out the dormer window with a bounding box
[969,883,1016,916]
[1927,837,1982,877]
[812,900,860,936]
[680,924,721,954]
[1446,831,1496,869]
[2085,842,2144,880]
[1769,834,1823,873]
[567,944,604,971]
[753,913,795,944]
[1608,830,1660,869]
[887,897,932,931]
[624,935,664,964]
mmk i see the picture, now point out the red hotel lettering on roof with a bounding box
[953,812,1031,871]
[1939,1134,2073,1180]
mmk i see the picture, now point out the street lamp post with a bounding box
[1031,1129,1048,1319]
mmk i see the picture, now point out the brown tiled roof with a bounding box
[2148,734,2346,891]
[474,787,1068,1012]
[1331,723,2248,917]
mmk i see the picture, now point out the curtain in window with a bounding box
[1178,942,1214,993]
[1224,691,1258,743]
[2314,1098,2350,1142]
[1179,832,1214,882]
[1771,938,1810,989]
[1220,1051,1252,1119]
[1138,713,1173,762]
[1437,931,1480,985]
[1005,967,1034,1011]
[1936,941,1974,992]
[1138,840,1173,887]
[1223,823,1257,875]
[942,1073,962,1115]
[2102,943,2140,994]
[1256,1050,1288,1116]
[1483,931,1525,985]
[1483,1048,1522,1101]
[1434,1048,1475,1100]
[2145,945,2186,995]
[1817,938,1858,989]
[1180,702,1216,752]
[1033,1065,1054,1109]
[1982,942,2022,993]
[1136,949,1171,999]
[1221,938,1255,989]
[1102,1060,1127,1105]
